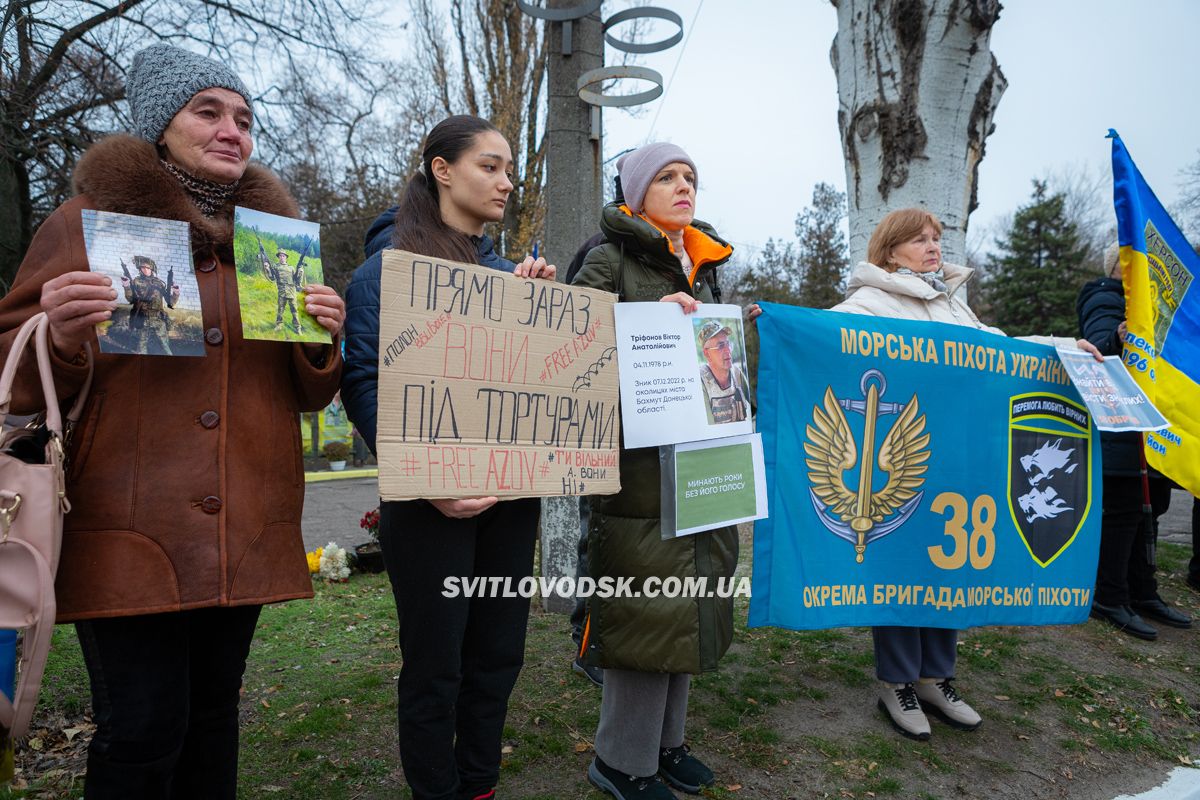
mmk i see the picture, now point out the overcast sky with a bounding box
[386,1,1200,258]
[597,0,1200,257]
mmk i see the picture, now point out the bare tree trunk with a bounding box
[539,0,603,613]
[831,0,1006,266]
[0,148,32,292]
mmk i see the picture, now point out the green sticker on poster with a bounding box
[675,442,756,530]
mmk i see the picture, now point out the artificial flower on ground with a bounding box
[318,541,351,582]
[306,547,323,574]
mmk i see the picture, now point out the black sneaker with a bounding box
[658,745,714,794]
[589,757,677,799]
[573,655,604,687]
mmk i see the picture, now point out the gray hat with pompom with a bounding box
[126,44,253,143]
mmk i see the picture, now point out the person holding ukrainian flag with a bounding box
[1097,130,1200,631]
[1108,130,1200,500]
[1077,245,1192,639]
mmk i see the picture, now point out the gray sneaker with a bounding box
[915,678,982,730]
[877,681,930,740]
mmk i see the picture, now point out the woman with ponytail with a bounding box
[341,115,556,800]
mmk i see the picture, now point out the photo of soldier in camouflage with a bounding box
[232,206,329,343]
[120,255,180,354]
[261,244,305,334]
[80,208,205,357]
[695,318,752,425]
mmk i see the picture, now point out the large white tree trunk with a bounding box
[831,0,1006,266]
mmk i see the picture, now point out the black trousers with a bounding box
[74,605,262,800]
[1190,496,1200,585]
[380,498,540,800]
[1095,475,1171,606]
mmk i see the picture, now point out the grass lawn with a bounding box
[235,270,330,344]
[7,540,1199,799]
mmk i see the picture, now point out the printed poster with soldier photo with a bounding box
[80,209,204,357]
[232,207,330,344]
[613,302,754,448]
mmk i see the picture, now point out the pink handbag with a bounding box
[0,312,92,738]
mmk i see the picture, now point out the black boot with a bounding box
[1131,596,1192,628]
[572,655,604,687]
[658,745,714,794]
[1090,602,1158,640]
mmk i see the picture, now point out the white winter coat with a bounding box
[830,261,1002,332]
[830,261,1075,348]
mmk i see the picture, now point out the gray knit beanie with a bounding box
[1103,243,1121,279]
[616,142,697,214]
[126,44,253,143]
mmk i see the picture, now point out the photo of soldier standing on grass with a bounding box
[233,206,330,343]
[81,208,205,356]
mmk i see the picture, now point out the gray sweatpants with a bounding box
[594,670,690,777]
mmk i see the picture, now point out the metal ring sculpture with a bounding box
[515,0,602,21]
[520,2,682,114]
[577,65,663,108]
[603,6,683,54]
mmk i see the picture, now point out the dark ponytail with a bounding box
[392,114,501,264]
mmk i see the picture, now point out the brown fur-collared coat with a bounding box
[0,135,341,621]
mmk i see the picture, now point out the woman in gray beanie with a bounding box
[571,143,742,800]
[0,43,343,798]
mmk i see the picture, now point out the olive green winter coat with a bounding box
[571,202,739,674]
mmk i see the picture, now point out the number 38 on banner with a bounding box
[927,492,996,570]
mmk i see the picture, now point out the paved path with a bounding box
[301,476,379,553]
[1159,489,1195,548]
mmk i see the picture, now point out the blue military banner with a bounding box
[748,304,1102,630]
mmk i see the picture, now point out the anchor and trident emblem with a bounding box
[804,369,931,563]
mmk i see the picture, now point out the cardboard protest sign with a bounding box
[377,250,621,499]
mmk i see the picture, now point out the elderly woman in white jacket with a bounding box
[830,207,1099,742]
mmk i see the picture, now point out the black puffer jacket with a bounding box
[570,203,738,674]
[1077,277,1140,475]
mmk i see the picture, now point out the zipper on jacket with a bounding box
[578,612,592,658]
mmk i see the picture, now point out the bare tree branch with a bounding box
[0,0,395,287]
[21,0,151,105]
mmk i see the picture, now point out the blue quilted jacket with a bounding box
[340,207,514,452]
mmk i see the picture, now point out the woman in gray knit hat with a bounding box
[571,142,741,800]
[0,44,344,798]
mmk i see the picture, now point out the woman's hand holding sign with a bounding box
[430,497,500,519]
[515,256,555,281]
[660,291,701,314]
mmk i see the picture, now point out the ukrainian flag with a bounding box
[1109,130,1200,497]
